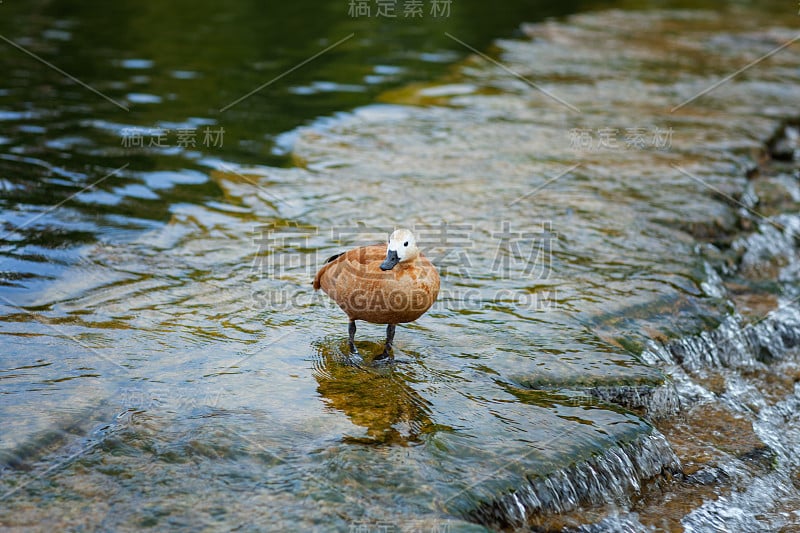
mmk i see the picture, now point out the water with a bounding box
[2,1,800,531]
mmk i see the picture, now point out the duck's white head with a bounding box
[380,228,418,271]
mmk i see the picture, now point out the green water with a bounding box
[0,0,603,297]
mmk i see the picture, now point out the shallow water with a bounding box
[2,1,800,531]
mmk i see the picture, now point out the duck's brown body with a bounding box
[313,244,440,324]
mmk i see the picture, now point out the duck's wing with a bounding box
[312,243,385,290]
[418,253,441,296]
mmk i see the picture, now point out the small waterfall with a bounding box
[572,513,652,533]
[734,213,800,288]
[640,306,800,373]
[636,178,800,529]
[468,432,680,529]
[680,383,800,531]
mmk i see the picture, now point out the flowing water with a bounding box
[1,1,800,531]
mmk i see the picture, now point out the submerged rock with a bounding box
[768,122,800,161]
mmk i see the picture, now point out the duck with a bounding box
[313,228,440,360]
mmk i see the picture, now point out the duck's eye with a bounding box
[403,241,409,247]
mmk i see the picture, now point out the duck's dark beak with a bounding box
[380,249,399,271]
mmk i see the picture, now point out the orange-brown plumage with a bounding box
[313,228,439,360]
[313,243,439,324]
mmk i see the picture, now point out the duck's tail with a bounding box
[312,252,344,290]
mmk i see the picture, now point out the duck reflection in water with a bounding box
[312,339,437,446]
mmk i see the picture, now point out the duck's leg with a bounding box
[376,324,396,361]
[348,320,357,353]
